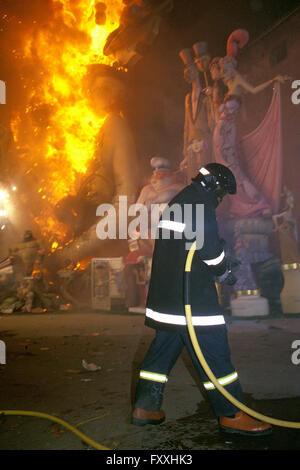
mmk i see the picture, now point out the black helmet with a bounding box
[192,163,236,195]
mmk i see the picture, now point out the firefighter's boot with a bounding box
[219,411,272,435]
[131,379,166,426]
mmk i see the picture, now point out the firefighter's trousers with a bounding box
[134,326,244,417]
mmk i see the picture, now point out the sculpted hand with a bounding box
[179,158,188,171]
[273,74,290,84]
[203,86,212,96]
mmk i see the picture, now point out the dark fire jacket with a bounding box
[145,181,228,332]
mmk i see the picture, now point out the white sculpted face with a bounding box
[189,139,204,153]
[209,62,222,81]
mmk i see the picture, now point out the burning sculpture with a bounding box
[48,62,140,273]
[8,230,45,278]
[6,0,173,281]
[104,0,174,67]
[9,0,128,253]
[0,1,174,310]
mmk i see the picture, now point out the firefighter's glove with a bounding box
[213,268,237,285]
[225,271,237,286]
[213,256,240,285]
[224,256,241,286]
[226,256,241,273]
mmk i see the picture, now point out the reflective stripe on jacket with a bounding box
[145,182,227,332]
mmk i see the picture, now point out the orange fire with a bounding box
[11,0,124,247]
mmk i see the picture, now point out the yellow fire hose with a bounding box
[184,240,300,429]
[1,240,300,450]
[0,409,111,450]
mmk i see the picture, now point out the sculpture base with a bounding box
[128,306,145,314]
[230,290,269,317]
[280,264,300,314]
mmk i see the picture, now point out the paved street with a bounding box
[0,310,300,451]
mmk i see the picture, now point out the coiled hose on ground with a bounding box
[184,240,300,429]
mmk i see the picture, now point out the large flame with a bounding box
[11,0,124,248]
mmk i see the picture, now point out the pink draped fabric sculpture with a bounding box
[211,29,289,297]
[213,29,287,221]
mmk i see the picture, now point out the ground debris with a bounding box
[50,423,65,437]
[82,360,101,372]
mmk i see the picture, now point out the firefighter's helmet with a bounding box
[192,163,237,195]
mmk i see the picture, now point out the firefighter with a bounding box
[131,163,272,435]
